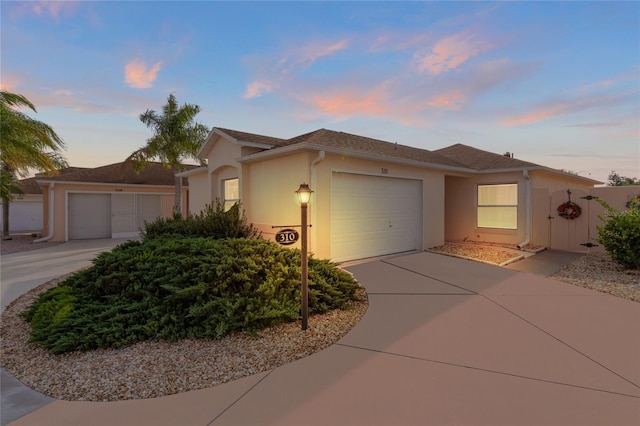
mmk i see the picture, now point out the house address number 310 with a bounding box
[275,229,299,245]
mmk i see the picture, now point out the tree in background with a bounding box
[0,91,68,238]
[608,171,639,186]
[128,93,209,214]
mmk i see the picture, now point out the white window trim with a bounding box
[476,183,518,230]
[223,178,240,210]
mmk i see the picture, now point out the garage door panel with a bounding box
[68,194,111,239]
[331,173,422,262]
[112,194,136,236]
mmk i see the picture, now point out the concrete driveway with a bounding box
[1,238,136,425]
[3,249,640,425]
[1,238,136,312]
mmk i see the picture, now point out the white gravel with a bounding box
[0,275,368,401]
[2,242,637,402]
[550,252,640,302]
[432,243,639,302]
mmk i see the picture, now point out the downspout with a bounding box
[310,150,325,254]
[34,183,55,243]
[517,170,531,249]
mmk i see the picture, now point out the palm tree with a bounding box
[128,93,209,214]
[0,91,68,238]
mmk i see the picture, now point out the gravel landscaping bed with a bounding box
[432,242,639,302]
[550,252,640,302]
[429,242,524,266]
[2,241,636,402]
[0,275,367,401]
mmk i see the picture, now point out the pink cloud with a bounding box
[124,59,163,89]
[310,92,387,116]
[426,92,466,111]
[415,32,493,75]
[502,90,636,126]
[502,105,567,126]
[243,80,274,99]
[0,81,16,92]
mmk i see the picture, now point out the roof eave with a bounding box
[196,128,274,159]
[176,166,208,177]
[35,180,180,188]
[475,166,603,184]
[237,142,477,174]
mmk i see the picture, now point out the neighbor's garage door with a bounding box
[68,194,111,239]
[0,200,43,233]
[330,173,422,262]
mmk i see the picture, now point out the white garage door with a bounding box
[112,194,163,238]
[330,173,422,262]
[68,194,111,239]
[0,200,43,233]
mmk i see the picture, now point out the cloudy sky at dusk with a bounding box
[2,1,638,183]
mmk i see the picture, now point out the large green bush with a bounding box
[143,199,261,240]
[596,197,640,269]
[23,237,361,354]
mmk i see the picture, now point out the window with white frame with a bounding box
[477,183,518,229]
[223,178,239,211]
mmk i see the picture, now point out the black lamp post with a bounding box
[295,183,313,330]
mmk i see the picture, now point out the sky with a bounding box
[2,1,638,184]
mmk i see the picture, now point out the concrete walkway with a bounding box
[1,238,136,425]
[3,248,640,425]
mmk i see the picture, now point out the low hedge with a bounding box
[23,237,361,354]
[142,200,261,240]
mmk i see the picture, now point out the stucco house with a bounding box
[183,127,602,262]
[0,176,45,234]
[36,162,192,242]
[1,167,90,234]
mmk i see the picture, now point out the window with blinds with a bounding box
[477,183,518,229]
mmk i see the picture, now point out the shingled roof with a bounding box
[281,129,467,168]
[38,162,196,186]
[16,177,42,195]
[16,167,90,195]
[433,144,540,171]
[209,126,581,176]
[215,127,288,147]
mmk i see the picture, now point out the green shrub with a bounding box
[596,197,640,269]
[23,237,361,354]
[142,199,261,240]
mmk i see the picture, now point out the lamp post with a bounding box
[295,183,313,330]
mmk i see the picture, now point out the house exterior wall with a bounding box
[186,170,209,214]
[202,137,243,204]
[242,152,313,245]
[41,182,180,241]
[236,151,446,260]
[444,172,528,246]
[192,132,609,259]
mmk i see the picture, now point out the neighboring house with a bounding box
[0,177,44,234]
[0,168,89,234]
[37,162,193,242]
[183,127,603,262]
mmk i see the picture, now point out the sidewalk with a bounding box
[5,250,639,425]
[1,238,136,425]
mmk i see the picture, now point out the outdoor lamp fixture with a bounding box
[295,183,313,330]
[295,183,313,205]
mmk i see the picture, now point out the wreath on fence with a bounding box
[557,201,582,220]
